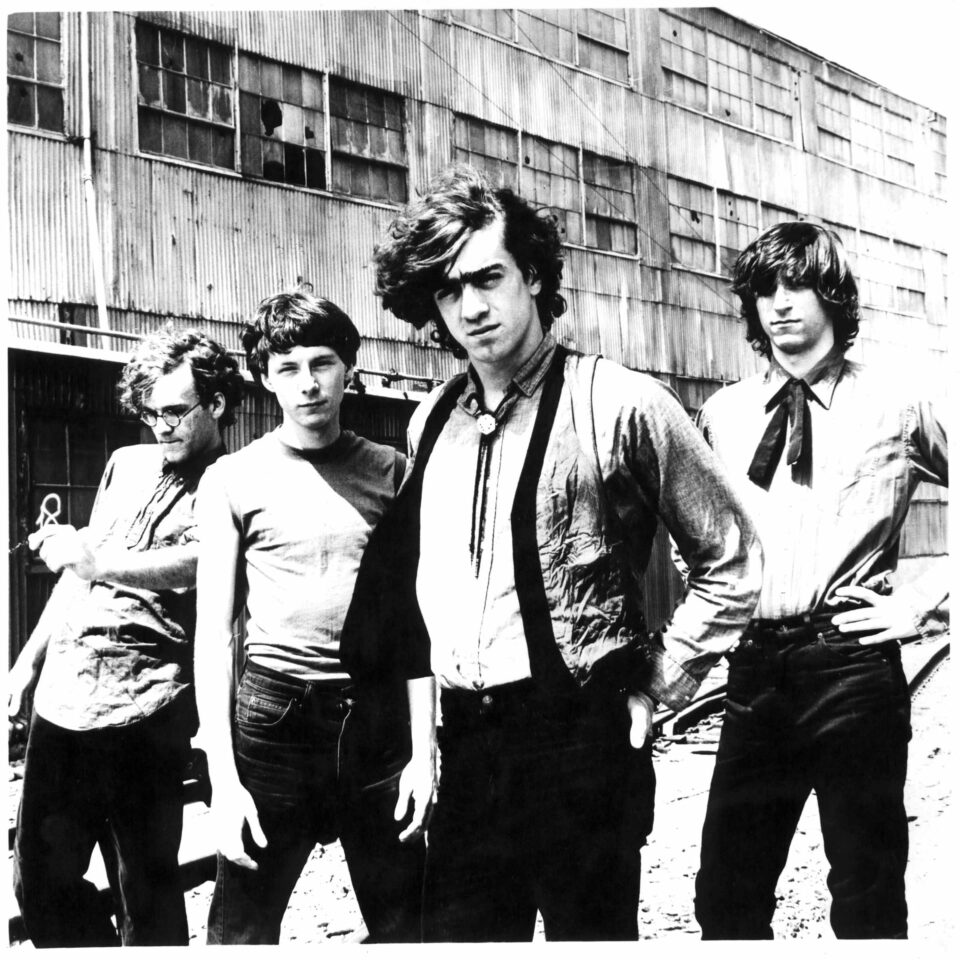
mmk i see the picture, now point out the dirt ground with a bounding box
[179,655,952,945]
[9,654,951,946]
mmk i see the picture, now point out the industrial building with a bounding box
[7,8,948,655]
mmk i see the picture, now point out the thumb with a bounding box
[247,806,268,849]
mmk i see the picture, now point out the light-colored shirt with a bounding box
[698,354,948,631]
[416,337,555,690]
[34,444,219,731]
[197,429,405,682]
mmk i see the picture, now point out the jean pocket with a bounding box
[235,692,298,730]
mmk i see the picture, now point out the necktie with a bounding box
[747,377,813,490]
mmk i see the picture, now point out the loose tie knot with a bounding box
[748,377,813,490]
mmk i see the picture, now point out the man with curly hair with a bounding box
[8,326,244,947]
[693,222,949,939]
[369,165,762,941]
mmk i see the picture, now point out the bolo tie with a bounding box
[469,412,498,576]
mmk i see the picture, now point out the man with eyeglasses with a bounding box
[8,326,244,947]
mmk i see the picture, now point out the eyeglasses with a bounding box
[140,400,202,428]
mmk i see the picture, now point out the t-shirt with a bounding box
[198,429,406,682]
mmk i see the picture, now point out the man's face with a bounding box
[142,362,224,465]
[433,217,544,374]
[261,344,351,443]
[756,283,835,360]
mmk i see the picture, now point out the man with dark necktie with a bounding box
[693,221,949,939]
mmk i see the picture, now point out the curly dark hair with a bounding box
[732,221,861,359]
[118,323,245,428]
[373,164,566,358]
[241,290,361,384]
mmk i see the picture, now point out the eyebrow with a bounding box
[438,263,504,291]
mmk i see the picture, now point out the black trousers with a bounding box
[422,681,654,942]
[694,615,911,939]
[13,705,192,947]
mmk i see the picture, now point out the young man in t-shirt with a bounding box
[194,291,436,943]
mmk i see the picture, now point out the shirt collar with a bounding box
[762,349,846,410]
[460,332,557,415]
[161,440,226,479]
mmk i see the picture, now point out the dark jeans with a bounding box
[422,681,654,942]
[694,615,912,939]
[13,705,192,947]
[206,661,425,944]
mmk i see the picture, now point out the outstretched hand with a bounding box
[832,585,919,644]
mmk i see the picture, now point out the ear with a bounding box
[525,266,542,298]
[344,364,356,385]
[260,371,278,396]
[208,392,227,422]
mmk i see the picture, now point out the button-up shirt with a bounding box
[416,335,556,690]
[697,354,948,631]
[33,443,222,730]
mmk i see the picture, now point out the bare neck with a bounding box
[771,337,836,381]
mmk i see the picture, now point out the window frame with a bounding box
[7,11,66,134]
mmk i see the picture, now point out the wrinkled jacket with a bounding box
[403,348,762,712]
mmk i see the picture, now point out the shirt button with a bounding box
[481,694,493,708]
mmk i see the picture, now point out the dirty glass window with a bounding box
[239,52,325,189]
[453,115,518,188]
[329,77,406,204]
[659,12,708,112]
[668,177,716,272]
[7,12,64,132]
[136,20,234,169]
[816,80,852,164]
[576,9,629,83]
[718,190,758,276]
[520,135,582,245]
[582,151,636,254]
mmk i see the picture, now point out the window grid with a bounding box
[136,21,234,169]
[823,221,859,274]
[850,95,884,176]
[520,135,582,245]
[450,8,515,41]
[892,240,925,315]
[884,109,915,185]
[707,33,752,127]
[816,80,852,163]
[576,9,629,83]
[582,151,637,254]
[859,232,896,310]
[329,77,407,204]
[515,9,577,64]
[659,11,707,111]
[7,12,64,133]
[452,115,518,189]
[751,52,793,141]
[930,127,946,197]
[668,177,716,273]
[718,190,758,276]
[760,203,798,231]
[238,53,325,189]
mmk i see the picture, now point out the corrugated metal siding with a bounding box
[7,137,90,303]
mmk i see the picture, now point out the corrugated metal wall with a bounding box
[7,8,949,657]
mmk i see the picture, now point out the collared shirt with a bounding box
[416,334,555,690]
[698,353,948,629]
[33,443,223,731]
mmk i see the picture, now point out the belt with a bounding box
[439,678,617,725]
[748,602,860,634]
